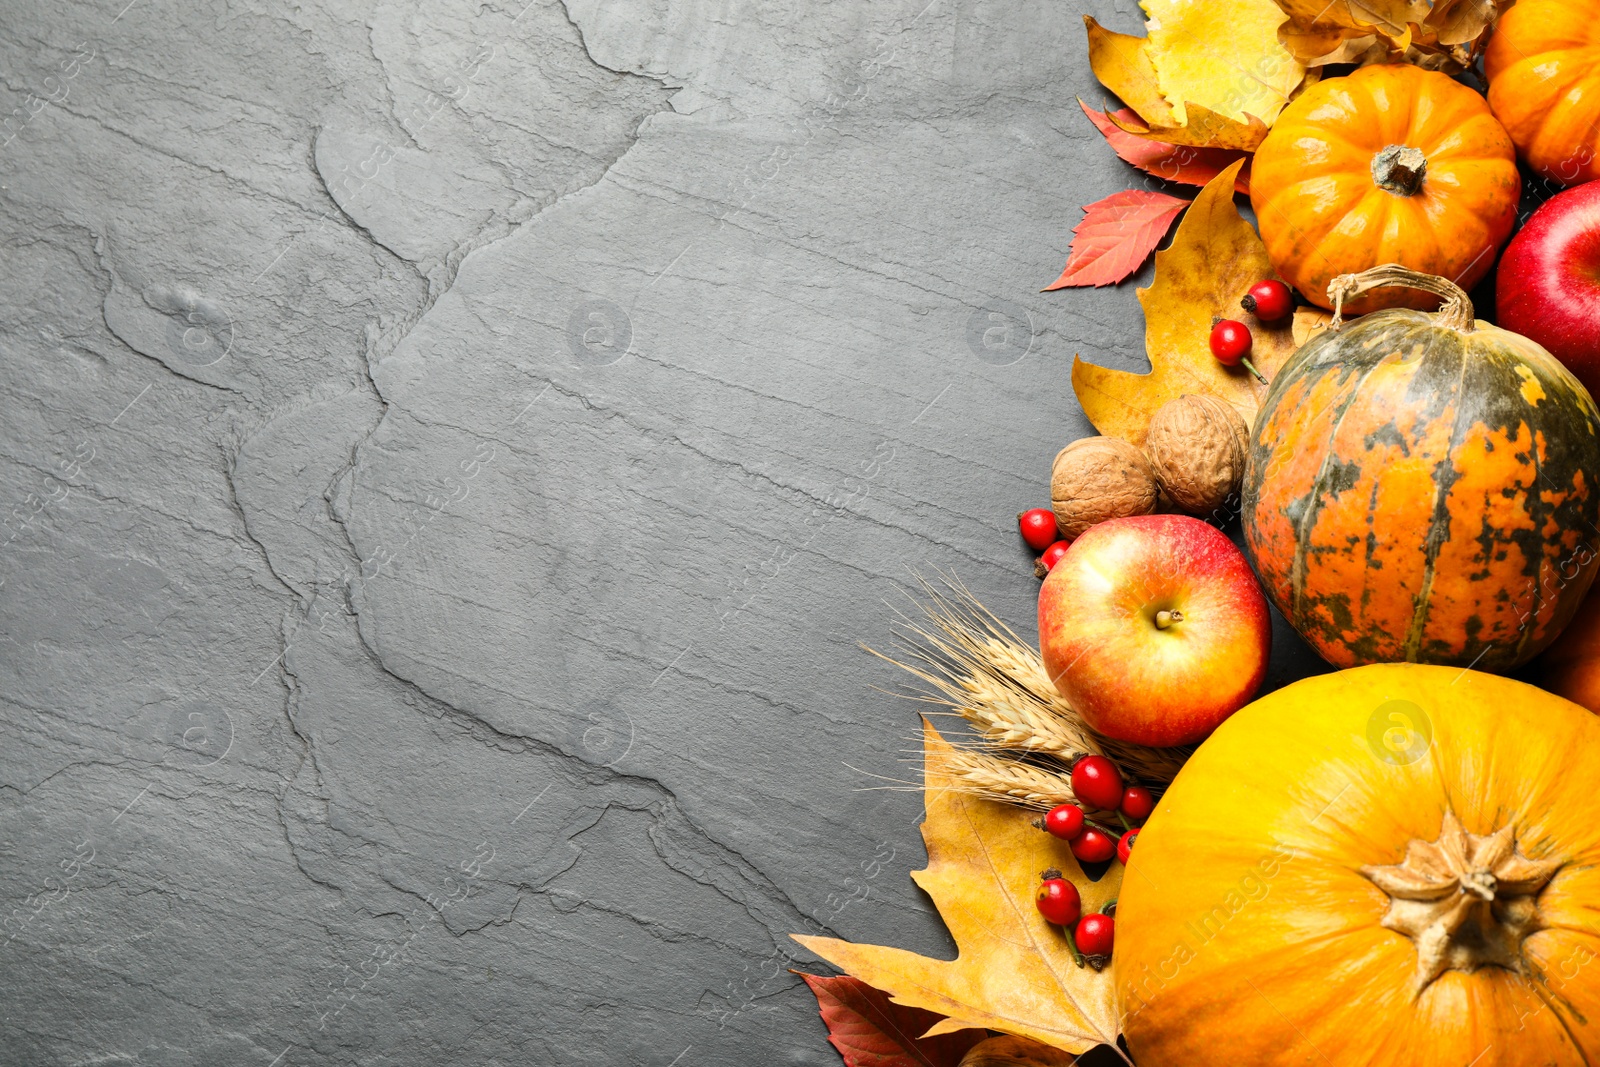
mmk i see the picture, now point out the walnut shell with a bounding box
[958,1034,1077,1066]
[1144,394,1249,516]
[1050,436,1159,540]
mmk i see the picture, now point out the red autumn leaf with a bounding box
[1044,189,1188,290]
[799,972,988,1067]
[1079,101,1251,194]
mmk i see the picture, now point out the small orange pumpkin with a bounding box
[1486,2,1600,186]
[1251,64,1518,312]
[1119,663,1600,1065]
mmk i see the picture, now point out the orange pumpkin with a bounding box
[1537,585,1600,714]
[1118,663,1600,1065]
[1243,265,1600,671]
[1486,2,1600,186]
[1251,64,1518,313]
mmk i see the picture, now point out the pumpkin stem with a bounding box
[1359,811,1562,997]
[1327,263,1475,333]
[1371,144,1428,196]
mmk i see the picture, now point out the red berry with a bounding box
[1209,319,1253,365]
[1034,540,1070,576]
[1119,786,1155,823]
[1018,508,1059,552]
[1070,755,1124,811]
[1069,827,1116,864]
[1042,803,1085,840]
[1117,827,1140,865]
[1209,319,1267,384]
[1241,279,1293,322]
[1075,913,1115,958]
[1036,873,1082,927]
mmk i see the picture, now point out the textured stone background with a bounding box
[0,1,1325,1063]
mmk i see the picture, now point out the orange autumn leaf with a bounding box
[1079,101,1251,193]
[1070,160,1327,445]
[1045,189,1188,290]
[794,720,1122,1057]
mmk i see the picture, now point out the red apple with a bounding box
[1038,514,1269,747]
[1497,181,1600,398]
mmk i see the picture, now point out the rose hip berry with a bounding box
[1075,912,1115,958]
[1018,508,1059,552]
[1036,869,1082,927]
[1033,540,1070,577]
[1119,786,1155,823]
[1209,319,1267,384]
[1241,279,1293,322]
[1070,755,1124,811]
[1117,827,1140,865]
[1070,826,1116,864]
[1043,803,1086,841]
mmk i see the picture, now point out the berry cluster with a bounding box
[1031,755,1160,968]
[1018,508,1069,576]
[1210,278,1294,385]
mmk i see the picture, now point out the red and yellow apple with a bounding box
[1038,514,1270,747]
[1497,181,1600,398]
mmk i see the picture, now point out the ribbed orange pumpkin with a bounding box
[1486,1,1600,186]
[1118,664,1600,1066]
[1251,64,1518,312]
[1243,266,1600,671]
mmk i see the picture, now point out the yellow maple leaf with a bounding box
[1143,0,1305,127]
[794,720,1122,1057]
[1070,161,1328,446]
[1085,1,1304,150]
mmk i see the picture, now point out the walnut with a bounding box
[1050,436,1159,540]
[1144,394,1249,516]
[959,1034,1078,1066]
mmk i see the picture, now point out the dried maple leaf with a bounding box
[1070,160,1301,445]
[793,720,1122,1057]
[1045,189,1188,290]
[798,973,989,1067]
[1272,0,1512,68]
[1083,0,1304,151]
[1079,102,1251,193]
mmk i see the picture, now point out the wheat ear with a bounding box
[928,747,1077,810]
[872,572,1190,787]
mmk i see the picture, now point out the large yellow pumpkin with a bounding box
[1251,64,1518,312]
[1485,2,1600,186]
[1117,664,1600,1065]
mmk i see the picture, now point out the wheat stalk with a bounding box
[929,747,1078,810]
[871,573,1191,790]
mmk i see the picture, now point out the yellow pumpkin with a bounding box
[1485,2,1600,186]
[1118,664,1600,1065]
[1251,64,1518,312]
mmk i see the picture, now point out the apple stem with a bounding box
[1086,817,1124,838]
[1242,356,1268,385]
[1154,609,1184,630]
[1117,812,1134,831]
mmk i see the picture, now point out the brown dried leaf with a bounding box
[1272,0,1512,68]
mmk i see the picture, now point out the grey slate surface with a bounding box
[0,1,1325,1063]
